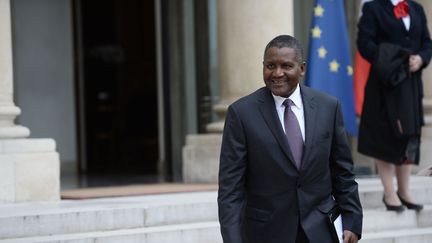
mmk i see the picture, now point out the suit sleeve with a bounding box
[218,105,247,243]
[416,5,432,68]
[330,101,363,239]
[357,3,378,62]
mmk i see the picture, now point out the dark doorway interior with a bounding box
[74,0,159,184]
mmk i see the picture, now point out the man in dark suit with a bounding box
[218,35,363,243]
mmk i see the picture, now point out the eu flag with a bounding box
[305,0,357,135]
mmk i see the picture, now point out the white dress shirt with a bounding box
[391,0,411,31]
[272,84,305,142]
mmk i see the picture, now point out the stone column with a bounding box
[0,0,29,138]
[416,0,432,173]
[183,0,294,182]
[207,0,294,132]
[0,0,59,203]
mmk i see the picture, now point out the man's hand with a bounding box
[409,54,423,72]
[343,230,358,243]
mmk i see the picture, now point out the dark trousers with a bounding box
[296,223,309,243]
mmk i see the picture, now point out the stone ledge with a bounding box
[183,134,222,183]
[0,139,60,203]
[362,227,432,243]
[185,134,222,146]
[205,122,224,133]
[182,145,220,183]
[0,138,56,153]
[0,222,221,243]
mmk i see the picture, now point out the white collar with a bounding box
[391,0,405,6]
[272,84,303,109]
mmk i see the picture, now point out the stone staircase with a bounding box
[0,176,431,243]
[0,192,220,243]
[361,209,432,243]
[357,176,432,243]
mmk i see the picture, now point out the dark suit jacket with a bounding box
[357,0,432,66]
[357,0,432,164]
[218,85,363,243]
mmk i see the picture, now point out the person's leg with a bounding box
[395,164,416,203]
[376,160,401,205]
[396,164,423,210]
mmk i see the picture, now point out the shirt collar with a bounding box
[272,83,303,109]
[391,0,405,6]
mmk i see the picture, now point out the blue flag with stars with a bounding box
[305,0,357,135]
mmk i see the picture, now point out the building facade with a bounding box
[1,0,431,202]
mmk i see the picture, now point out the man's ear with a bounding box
[300,62,306,76]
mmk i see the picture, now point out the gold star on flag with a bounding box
[318,46,327,58]
[347,66,353,75]
[311,26,322,38]
[314,5,325,17]
[329,59,340,72]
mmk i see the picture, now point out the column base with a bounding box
[205,121,224,133]
[0,138,60,203]
[0,125,30,138]
[205,100,231,133]
[182,134,222,183]
[0,105,30,138]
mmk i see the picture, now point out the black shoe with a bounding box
[382,197,405,212]
[397,192,423,211]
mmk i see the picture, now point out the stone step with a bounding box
[0,222,222,243]
[3,223,432,243]
[363,205,432,232]
[361,227,432,243]
[0,176,431,241]
[0,192,217,240]
[358,176,432,208]
[2,201,432,241]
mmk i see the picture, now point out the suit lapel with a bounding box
[258,88,297,171]
[379,0,408,33]
[300,85,317,170]
[379,0,397,19]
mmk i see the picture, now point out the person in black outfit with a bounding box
[357,0,432,212]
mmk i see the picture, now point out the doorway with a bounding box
[73,0,160,186]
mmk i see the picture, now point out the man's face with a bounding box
[263,47,305,97]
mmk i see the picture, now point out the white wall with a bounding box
[11,0,77,168]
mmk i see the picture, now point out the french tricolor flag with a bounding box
[354,0,372,116]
